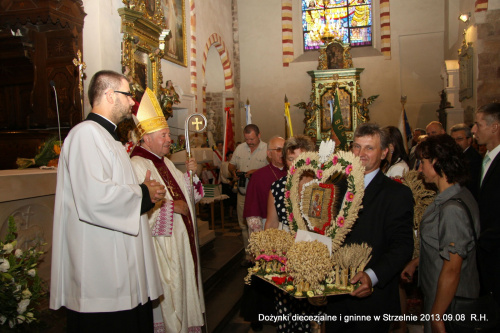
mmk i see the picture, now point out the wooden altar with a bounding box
[303,39,366,147]
[306,68,364,146]
[0,0,86,169]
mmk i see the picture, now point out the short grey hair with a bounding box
[450,123,472,138]
[354,123,388,150]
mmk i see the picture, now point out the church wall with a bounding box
[237,0,454,142]
[82,0,124,116]
[160,0,234,116]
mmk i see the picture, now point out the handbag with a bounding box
[444,198,500,333]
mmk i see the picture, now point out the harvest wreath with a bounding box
[245,143,373,298]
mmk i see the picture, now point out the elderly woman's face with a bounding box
[286,148,304,168]
[419,158,438,185]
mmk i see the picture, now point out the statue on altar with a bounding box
[123,65,145,102]
[437,89,452,129]
[159,80,180,119]
[318,38,353,70]
[351,94,379,122]
[206,109,216,148]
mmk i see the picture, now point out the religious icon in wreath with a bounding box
[246,141,373,298]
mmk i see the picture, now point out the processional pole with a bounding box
[184,113,208,332]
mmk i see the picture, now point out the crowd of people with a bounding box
[49,69,500,333]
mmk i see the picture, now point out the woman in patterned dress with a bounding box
[264,135,318,333]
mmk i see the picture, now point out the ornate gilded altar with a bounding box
[303,39,367,147]
[118,5,169,100]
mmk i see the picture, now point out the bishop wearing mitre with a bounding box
[130,88,205,333]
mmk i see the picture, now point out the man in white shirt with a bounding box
[228,124,268,259]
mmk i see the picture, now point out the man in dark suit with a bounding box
[326,123,414,333]
[450,123,482,198]
[472,103,500,314]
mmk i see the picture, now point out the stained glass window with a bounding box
[302,0,372,50]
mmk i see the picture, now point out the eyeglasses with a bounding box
[114,90,133,97]
[268,147,283,152]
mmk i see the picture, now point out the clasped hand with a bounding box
[143,170,166,203]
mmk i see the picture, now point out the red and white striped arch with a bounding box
[201,33,234,91]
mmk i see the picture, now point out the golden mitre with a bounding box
[136,88,168,138]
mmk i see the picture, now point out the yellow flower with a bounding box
[307,290,314,297]
[53,144,61,155]
[294,291,303,297]
[285,285,295,292]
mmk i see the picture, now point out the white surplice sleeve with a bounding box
[66,123,143,235]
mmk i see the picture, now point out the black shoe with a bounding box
[251,321,263,332]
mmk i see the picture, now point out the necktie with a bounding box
[481,154,491,185]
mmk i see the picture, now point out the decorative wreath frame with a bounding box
[285,150,365,253]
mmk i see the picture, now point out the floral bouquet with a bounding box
[0,217,46,330]
[16,137,62,169]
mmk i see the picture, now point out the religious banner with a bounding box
[329,88,347,150]
[223,107,235,161]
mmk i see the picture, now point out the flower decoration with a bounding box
[336,216,345,227]
[345,164,353,175]
[0,217,46,330]
[285,149,365,252]
[16,136,62,169]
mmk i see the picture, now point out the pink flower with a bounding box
[332,156,338,165]
[336,216,345,227]
[290,166,296,175]
[285,191,290,199]
[306,157,311,165]
[316,169,323,179]
[345,164,353,175]
[288,213,294,222]
[345,191,354,202]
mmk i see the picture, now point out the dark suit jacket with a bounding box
[477,151,500,303]
[464,146,482,199]
[327,170,414,332]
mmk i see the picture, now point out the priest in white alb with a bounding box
[130,88,205,333]
[50,71,165,332]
